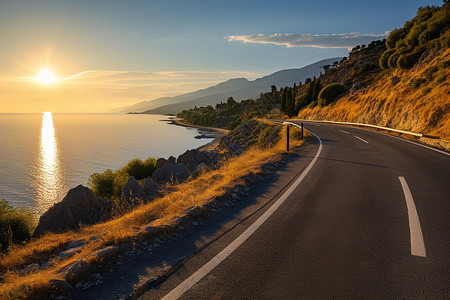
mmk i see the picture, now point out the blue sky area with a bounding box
[0,0,444,112]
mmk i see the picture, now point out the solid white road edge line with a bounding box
[339,129,350,134]
[162,130,323,300]
[376,131,450,157]
[399,176,426,257]
[354,135,369,144]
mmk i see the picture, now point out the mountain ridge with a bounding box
[118,58,340,114]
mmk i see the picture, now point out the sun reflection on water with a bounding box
[32,112,65,215]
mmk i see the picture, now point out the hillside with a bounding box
[119,58,340,114]
[296,3,450,151]
[297,48,450,150]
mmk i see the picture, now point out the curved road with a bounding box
[139,122,450,299]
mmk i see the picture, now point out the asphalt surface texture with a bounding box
[136,122,450,299]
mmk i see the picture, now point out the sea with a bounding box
[0,113,211,216]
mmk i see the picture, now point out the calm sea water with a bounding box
[0,113,210,216]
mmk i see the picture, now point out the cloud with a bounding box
[228,32,389,50]
[65,70,263,82]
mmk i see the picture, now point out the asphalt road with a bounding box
[139,122,450,299]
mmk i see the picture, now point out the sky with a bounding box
[0,0,444,113]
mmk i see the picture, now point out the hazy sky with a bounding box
[0,0,443,113]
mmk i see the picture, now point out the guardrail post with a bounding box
[286,124,290,152]
[301,123,304,140]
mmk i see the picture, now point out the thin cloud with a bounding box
[228,32,389,50]
[65,70,264,82]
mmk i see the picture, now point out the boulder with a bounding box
[66,239,86,250]
[58,246,83,259]
[177,149,217,171]
[33,185,111,237]
[138,177,159,200]
[122,176,141,204]
[155,156,176,169]
[350,81,362,93]
[95,246,119,260]
[49,279,73,295]
[151,163,190,184]
[63,259,94,283]
[189,163,210,179]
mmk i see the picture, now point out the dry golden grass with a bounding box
[298,48,450,150]
[0,125,305,299]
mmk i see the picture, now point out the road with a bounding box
[138,122,450,299]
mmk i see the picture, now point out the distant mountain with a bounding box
[119,58,340,114]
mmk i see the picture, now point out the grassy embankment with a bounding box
[298,48,450,150]
[0,123,305,299]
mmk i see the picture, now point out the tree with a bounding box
[317,83,347,107]
[312,77,322,102]
[271,85,277,95]
[226,97,237,109]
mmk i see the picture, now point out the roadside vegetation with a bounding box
[380,3,449,69]
[297,2,450,150]
[177,88,283,130]
[0,200,36,253]
[88,157,158,207]
[0,122,306,299]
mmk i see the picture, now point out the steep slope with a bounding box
[296,3,450,151]
[297,48,450,150]
[121,58,340,114]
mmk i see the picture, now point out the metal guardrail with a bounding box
[290,119,424,138]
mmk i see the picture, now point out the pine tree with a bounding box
[312,77,322,101]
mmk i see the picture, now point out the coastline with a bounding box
[169,118,229,151]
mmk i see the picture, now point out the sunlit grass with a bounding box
[0,126,306,298]
[297,48,450,150]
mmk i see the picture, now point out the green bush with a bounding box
[380,3,448,69]
[386,28,407,49]
[0,200,36,252]
[88,169,128,200]
[88,157,158,202]
[317,83,347,107]
[387,50,402,69]
[397,48,425,69]
[120,158,157,180]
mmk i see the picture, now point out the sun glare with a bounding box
[37,69,56,84]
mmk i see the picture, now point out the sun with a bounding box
[36,69,56,84]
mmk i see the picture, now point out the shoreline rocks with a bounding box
[33,185,112,237]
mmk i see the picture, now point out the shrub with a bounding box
[387,50,402,69]
[386,28,407,49]
[0,200,36,252]
[294,94,308,112]
[317,83,347,107]
[120,158,157,180]
[88,169,128,200]
[380,3,448,69]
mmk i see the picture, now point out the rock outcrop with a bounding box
[121,176,141,205]
[218,120,280,155]
[155,156,176,169]
[176,149,218,171]
[139,177,159,199]
[151,163,190,184]
[350,81,362,93]
[33,185,111,237]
